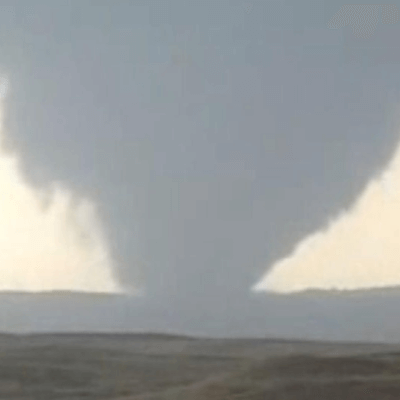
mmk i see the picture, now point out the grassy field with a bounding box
[0,333,399,399]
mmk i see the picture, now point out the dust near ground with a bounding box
[1,333,400,399]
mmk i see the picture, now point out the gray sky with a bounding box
[1,0,400,312]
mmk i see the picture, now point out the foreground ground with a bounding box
[0,333,400,399]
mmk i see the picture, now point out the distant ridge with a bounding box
[20,332,198,341]
[290,286,400,297]
[0,290,126,297]
[0,331,392,347]
[2,285,400,297]
[2,286,400,298]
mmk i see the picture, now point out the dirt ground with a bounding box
[0,333,400,399]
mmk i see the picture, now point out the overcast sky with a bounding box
[1,0,400,311]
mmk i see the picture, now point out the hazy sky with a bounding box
[0,78,120,292]
[1,0,400,306]
[255,138,400,293]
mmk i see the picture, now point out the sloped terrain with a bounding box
[0,334,399,399]
[143,352,400,400]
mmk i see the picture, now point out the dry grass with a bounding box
[0,334,399,399]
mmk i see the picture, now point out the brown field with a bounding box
[0,333,399,399]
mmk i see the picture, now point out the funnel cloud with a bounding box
[0,78,121,293]
[254,128,400,294]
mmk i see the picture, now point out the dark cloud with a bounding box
[0,0,399,335]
